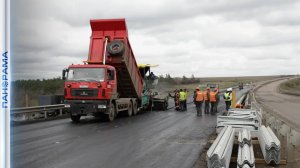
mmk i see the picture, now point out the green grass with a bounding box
[280,78,300,91]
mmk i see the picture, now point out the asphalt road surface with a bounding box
[255,78,300,129]
[12,88,249,168]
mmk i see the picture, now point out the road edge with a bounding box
[253,77,300,132]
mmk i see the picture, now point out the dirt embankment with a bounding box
[279,77,300,96]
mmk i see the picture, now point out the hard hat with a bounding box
[196,87,200,90]
[227,88,232,92]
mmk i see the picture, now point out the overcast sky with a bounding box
[11,0,300,80]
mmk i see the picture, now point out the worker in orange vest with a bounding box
[194,87,204,116]
[210,88,219,114]
[203,87,210,114]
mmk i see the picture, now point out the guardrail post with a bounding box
[60,109,63,116]
[44,108,47,119]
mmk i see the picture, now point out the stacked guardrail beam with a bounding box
[207,126,235,168]
[237,129,255,168]
[258,125,281,164]
[217,109,261,132]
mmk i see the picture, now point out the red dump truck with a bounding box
[62,19,168,122]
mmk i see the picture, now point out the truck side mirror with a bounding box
[62,69,67,80]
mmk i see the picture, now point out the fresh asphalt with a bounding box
[11,87,250,168]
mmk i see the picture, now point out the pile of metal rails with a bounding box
[237,129,255,168]
[258,125,281,164]
[217,108,262,133]
[207,126,235,168]
[207,125,281,168]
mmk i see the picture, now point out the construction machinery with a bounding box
[62,18,168,122]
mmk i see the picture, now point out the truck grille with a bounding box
[71,89,98,97]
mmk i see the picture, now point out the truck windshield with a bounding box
[67,68,105,82]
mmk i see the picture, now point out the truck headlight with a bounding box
[98,105,106,108]
[65,104,71,108]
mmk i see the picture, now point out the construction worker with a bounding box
[169,89,180,111]
[194,87,204,116]
[223,88,232,111]
[203,87,210,114]
[210,88,219,114]
[179,89,186,111]
[183,88,188,111]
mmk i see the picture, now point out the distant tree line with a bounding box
[158,74,200,84]
[11,78,64,107]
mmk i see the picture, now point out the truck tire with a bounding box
[127,102,133,117]
[71,115,81,123]
[107,40,125,55]
[105,103,116,122]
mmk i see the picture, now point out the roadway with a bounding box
[11,88,249,168]
[255,78,300,130]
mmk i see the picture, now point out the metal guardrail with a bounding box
[237,129,255,168]
[11,104,66,121]
[217,108,261,133]
[207,126,234,168]
[258,125,281,164]
[238,129,251,147]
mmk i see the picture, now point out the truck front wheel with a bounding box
[105,103,116,122]
[71,115,81,123]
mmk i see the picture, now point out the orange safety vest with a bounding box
[195,91,204,102]
[203,91,208,101]
[210,92,216,102]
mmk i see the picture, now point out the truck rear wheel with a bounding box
[126,102,133,117]
[133,101,138,115]
[71,115,81,123]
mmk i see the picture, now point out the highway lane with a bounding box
[255,78,300,130]
[11,87,249,168]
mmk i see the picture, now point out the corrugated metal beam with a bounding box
[207,126,235,168]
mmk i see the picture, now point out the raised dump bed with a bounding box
[88,19,143,99]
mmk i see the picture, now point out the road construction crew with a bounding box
[169,89,180,111]
[203,87,210,114]
[194,87,204,116]
[179,89,186,111]
[223,88,232,111]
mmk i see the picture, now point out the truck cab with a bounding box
[63,64,118,122]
